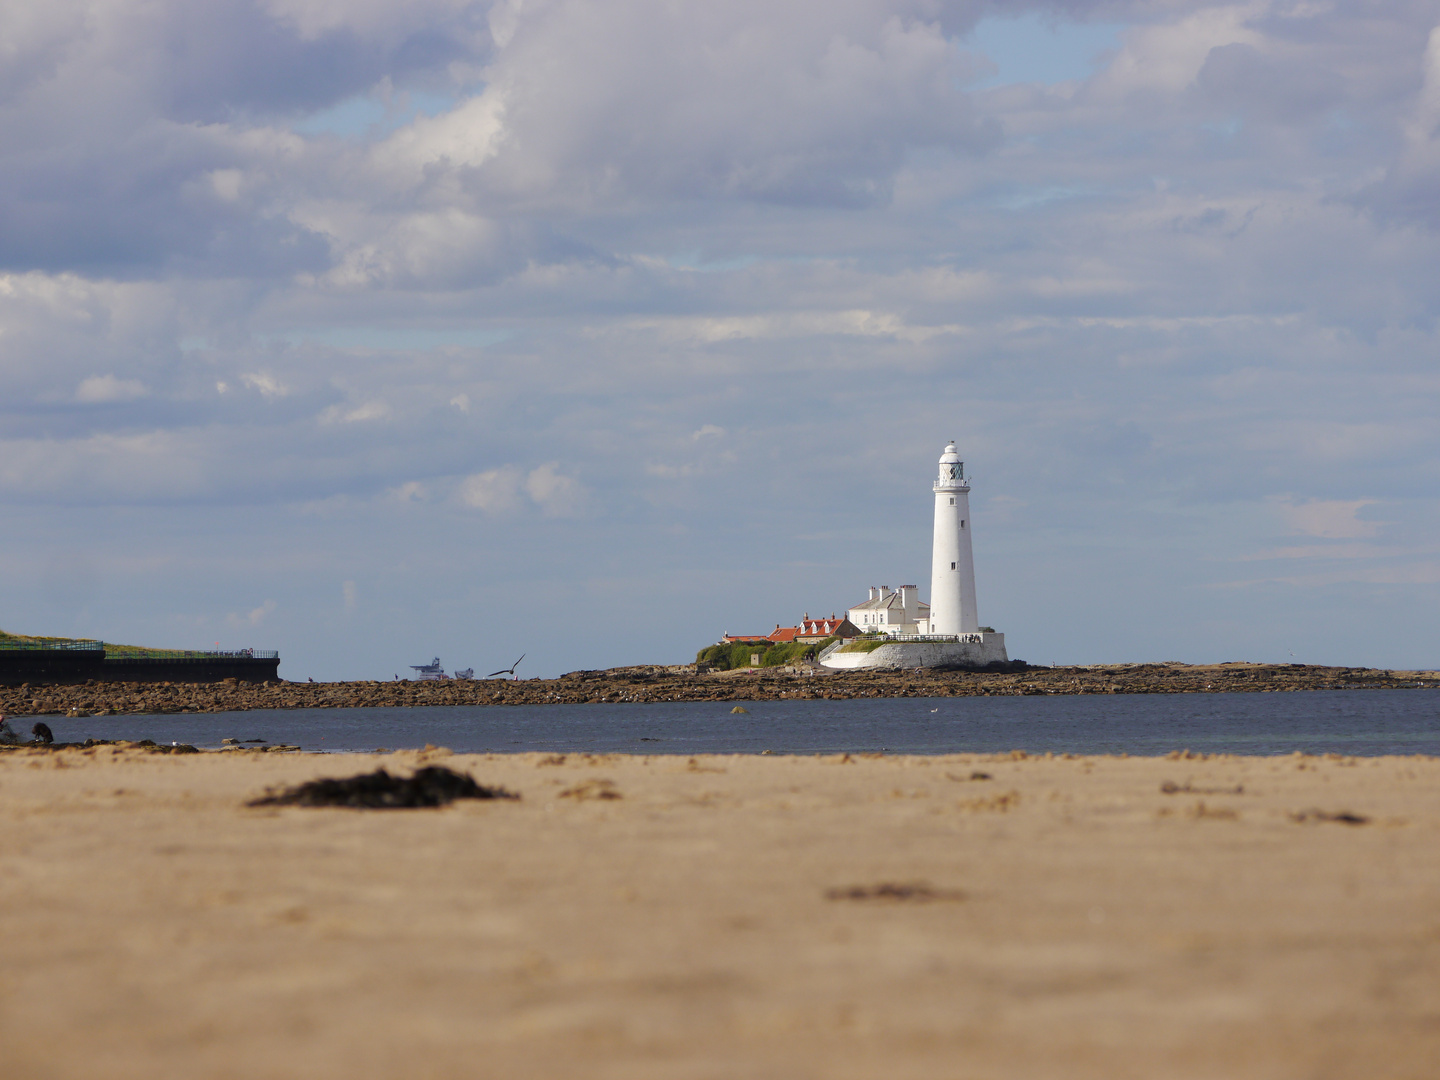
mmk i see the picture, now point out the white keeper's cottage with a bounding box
[846,585,929,637]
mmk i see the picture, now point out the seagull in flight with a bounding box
[487,654,526,678]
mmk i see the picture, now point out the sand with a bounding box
[2,745,1437,1079]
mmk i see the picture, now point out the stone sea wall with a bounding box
[821,633,1008,670]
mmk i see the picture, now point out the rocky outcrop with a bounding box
[0,662,1433,716]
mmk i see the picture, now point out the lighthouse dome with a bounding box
[935,441,965,489]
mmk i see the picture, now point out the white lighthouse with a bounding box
[822,441,1008,670]
[929,441,979,636]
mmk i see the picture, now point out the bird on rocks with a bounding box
[31,722,54,745]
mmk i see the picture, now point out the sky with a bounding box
[1,0,1438,678]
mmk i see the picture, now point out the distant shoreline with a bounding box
[1,661,1435,717]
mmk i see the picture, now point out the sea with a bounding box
[41,689,1440,756]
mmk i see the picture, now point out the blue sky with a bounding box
[1,0,1438,678]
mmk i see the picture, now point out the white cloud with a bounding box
[1,2,1440,673]
[209,169,245,202]
[319,399,391,424]
[76,375,147,403]
[457,466,522,513]
[1272,497,1381,540]
[622,310,965,344]
[646,463,696,479]
[456,463,582,515]
[524,462,581,514]
[1092,6,1262,98]
[389,480,427,502]
[227,599,277,628]
[241,373,289,398]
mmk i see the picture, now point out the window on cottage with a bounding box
[949,497,954,505]
[961,520,965,528]
[951,562,956,570]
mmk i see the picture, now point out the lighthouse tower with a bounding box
[929,441,979,636]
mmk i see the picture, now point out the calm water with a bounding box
[41,689,1440,756]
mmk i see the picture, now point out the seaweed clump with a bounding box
[249,766,519,809]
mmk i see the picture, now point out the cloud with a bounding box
[1272,497,1381,540]
[645,462,696,479]
[1358,24,1440,227]
[2,2,1440,674]
[1210,562,1440,589]
[446,1,998,208]
[76,375,148,403]
[456,462,582,515]
[523,461,580,514]
[241,372,290,397]
[621,309,966,344]
[457,465,521,512]
[319,398,391,423]
[227,598,277,627]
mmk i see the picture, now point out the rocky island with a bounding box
[1,661,1434,716]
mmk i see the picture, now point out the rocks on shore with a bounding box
[0,662,1433,717]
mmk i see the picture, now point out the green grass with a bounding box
[696,638,837,670]
[0,629,234,657]
[0,630,98,644]
[836,638,890,654]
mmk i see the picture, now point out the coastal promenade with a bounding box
[1,746,1436,1078]
[0,661,1434,716]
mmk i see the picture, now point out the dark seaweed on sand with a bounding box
[248,766,519,809]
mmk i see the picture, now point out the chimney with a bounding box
[868,586,878,601]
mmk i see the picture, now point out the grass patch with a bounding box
[0,630,251,658]
[696,638,837,671]
[837,638,890,654]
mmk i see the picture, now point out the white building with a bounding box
[929,441,979,635]
[847,585,929,637]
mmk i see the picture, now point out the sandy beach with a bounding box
[2,745,1437,1079]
